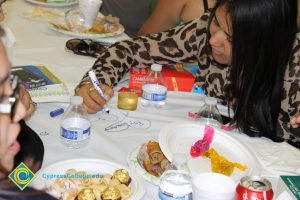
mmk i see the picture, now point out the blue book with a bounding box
[12,65,62,89]
[11,65,69,103]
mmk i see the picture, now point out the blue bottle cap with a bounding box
[50,108,64,118]
[192,84,205,94]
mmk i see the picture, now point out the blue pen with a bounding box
[88,70,110,114]
[50,108,64,118]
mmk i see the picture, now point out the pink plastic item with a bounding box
[188,111,200,119]
[190,125,215,158]
[221,124,233,131]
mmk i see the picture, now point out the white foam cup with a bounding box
[78,0,102,28]
[192,172,236,200]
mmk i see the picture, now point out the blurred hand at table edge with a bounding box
[290,112,300,129]
[19,84,36,121]
[75,83,114,114]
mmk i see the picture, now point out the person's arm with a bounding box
[138,0,188,35]
[280,34,300,147]
[287,35,300,131]
[76,18,207,113]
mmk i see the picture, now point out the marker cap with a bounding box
[50,108,64,118]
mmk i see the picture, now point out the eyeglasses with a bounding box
[66,38,109,58]
[0,75,20,119]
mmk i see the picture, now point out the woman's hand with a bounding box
[75,83,114,114]
[19,85,36,120]
[290,112,300,129]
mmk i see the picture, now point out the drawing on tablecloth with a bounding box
[39,131,50,136]
[104,117,151,132]
[89,109,151,132]
[88,109,123,122]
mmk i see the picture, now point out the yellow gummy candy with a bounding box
[203,148,247,176]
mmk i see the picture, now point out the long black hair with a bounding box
[211,0,297,140]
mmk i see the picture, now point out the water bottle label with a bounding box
[159,190,192,200]
[61,127,90,140]
[141,90,167,101]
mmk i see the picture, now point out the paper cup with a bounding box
[78,0,102,28]
[192,172,236,200]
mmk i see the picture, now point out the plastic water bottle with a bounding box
[60,96,91,149]
[141,64,167,109]
[195,97,223,127]
[65,9,86,33]
[159,153,192,200]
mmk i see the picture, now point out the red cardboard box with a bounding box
[129,64,195,92]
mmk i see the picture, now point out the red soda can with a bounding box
[235,176,273,200]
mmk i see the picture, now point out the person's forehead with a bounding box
[215,5,232,33]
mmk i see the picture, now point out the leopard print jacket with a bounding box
[78,13,300,148]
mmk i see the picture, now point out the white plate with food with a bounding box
[158,122,261,182]
[24,0,78,7]
[48,16,124,38]
[21,6,65,21]
[127,141,171,186]
[30,158,146,200]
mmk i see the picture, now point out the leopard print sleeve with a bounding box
[277,32,300,147]
[76,16,208,88]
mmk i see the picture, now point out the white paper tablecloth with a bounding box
[2,1,300,199]
[3,0,128,95]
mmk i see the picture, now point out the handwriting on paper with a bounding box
[39,131,50,136]
[89,109,151,133]
[105,118,151,132]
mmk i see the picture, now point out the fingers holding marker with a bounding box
[88,71,110,113]
[101,84,114,101]
[88,86,108,108]
[74,83,101,113]
[76,72,114,114]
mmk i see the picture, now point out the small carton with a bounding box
[129,64,195,92]
[275,176,300,200]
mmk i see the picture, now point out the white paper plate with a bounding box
[158,122,261,182]
[24,0,78,7]
[30,158,146,199]
[21,8,65,21]
[127,145,160,186]
[48,17,125,38]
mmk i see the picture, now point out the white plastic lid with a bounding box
[172,153,187,166]
[205,97,218,106]
[71,96,83,105]
[151,64,162,72]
